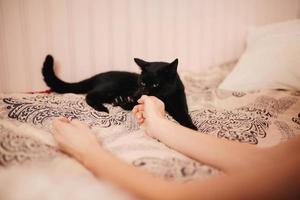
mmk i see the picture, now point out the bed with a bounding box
[0,19,300,199]
[0,59,299,199]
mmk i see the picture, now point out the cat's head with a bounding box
[134,58,179,96]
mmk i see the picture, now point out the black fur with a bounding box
[42,55,197,130]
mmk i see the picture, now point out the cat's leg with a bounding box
[165,101,197,130]
[86,87,116,113]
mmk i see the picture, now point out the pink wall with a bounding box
[0,0,299,92]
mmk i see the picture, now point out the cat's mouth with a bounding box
[134,88,151,98]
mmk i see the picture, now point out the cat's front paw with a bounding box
[112,96,134,106]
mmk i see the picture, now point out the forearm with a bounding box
[176,156,300,200]
[78,144,300,200]
[149,118,264,173]
[81,146,181,200]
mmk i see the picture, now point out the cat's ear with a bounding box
[161,58,178,76]
[134,58,149,71]
[168,58,178,73]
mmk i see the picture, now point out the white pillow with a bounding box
[219,19,300,91]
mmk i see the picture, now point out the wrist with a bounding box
[146,116,168,139]
[79,144,105,166]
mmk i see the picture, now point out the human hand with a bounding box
[52,118,102,162]
[132,95,166,137]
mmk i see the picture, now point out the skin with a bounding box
[52,95,300,200]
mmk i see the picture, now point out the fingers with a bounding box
[53,117,69,125]
[132,104,144,113]
[53,118,68,129]
[70,119,90,129]
[137,95,149,103]
[52,119,69,144]
[132,105,145,120]
[135,111,144,123]
[132,107,137,113]
[138,117,144,124]
[136,111,144,120]
[52,117,72,132]
[134,110,145,124]
[52,118,90,133]
[58,117,70,123]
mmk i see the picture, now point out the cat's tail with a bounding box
[42,55,92,94]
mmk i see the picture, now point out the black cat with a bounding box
[42,55,197,130]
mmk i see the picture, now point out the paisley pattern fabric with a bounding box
[292,113,300,126]
[0,62,299,198]
[2,94,137,130]
[191,96,297,144]
[0,123,58,166]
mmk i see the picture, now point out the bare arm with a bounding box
[173,155,300,200]
[133,96,266,173]
[77,141,300,200]
[52,118,300,200]
[147,118,268,173]
[51,118,180,200]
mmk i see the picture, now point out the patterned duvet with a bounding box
[0,62,299,199]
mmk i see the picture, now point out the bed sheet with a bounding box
[0,61,299,199]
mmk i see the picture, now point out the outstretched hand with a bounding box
[52,118,102,162]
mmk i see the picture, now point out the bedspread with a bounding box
[0,62,299,199]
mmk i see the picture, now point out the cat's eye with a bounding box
[153,83,159,88]
[141,81,146,86]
